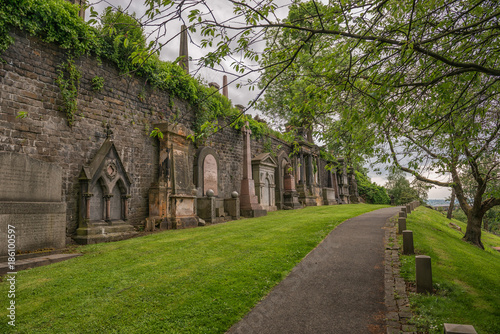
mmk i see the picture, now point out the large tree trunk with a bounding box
[463,212,485,249]
[447,188,455,219]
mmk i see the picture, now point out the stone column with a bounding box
[306,154,313,186]
[104,194,113,222]
[122,194,131,220]
[240,121,266,217]
[179,25,189,73]
[299,152,305,184]
[83,192,93,221]
[223,75,228,98]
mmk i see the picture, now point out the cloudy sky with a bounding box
[86,0,451,200]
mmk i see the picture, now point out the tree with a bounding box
[98,7,147,73]
[385,169,428,205]
[95,0,500,248]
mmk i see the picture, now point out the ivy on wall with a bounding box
[0,0,291,141]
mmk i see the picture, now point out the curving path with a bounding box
[227,206,401,334]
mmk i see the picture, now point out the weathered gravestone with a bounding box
[73,137,136,244]
[0,152,66,255]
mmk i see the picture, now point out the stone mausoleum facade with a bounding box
[0,26,360,253]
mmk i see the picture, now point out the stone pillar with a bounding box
[406,204,412,214]
[240,122,266,217]
[401,207,407,218]
[403,230,414,254]
[332,168,340,203]
[416,255,432,293]
[104,194,113,222]
[306,154,313,186]
[299,153,305,184]
[83,192,93,221]
[122,194,131,220]
[398,217,406,234]
[223,75,228,98]
[179,25,189,73]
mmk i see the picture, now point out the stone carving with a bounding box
[0,152,66,255]
[74,137,135,244]
[148,122,198,229]
[252,153,278,212]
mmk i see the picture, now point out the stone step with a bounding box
[72,231,138,245]
[75,224,135,236]
[0,253,82,275]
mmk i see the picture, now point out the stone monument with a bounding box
[74,136,136,244]
[240,122,267,217]
[148,122,198,229]
[252,153,278,212]
[0,152,66,255]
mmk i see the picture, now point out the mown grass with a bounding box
[398,207,500,334]
[0,204,388,333]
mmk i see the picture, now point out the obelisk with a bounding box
[179,25,189,73]
[240,121,266,217]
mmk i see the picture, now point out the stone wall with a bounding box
[0,29,341,243]
[0,30,195,237]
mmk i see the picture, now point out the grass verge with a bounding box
[1,204,388,333]
[398,207,500,334]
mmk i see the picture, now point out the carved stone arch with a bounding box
[194,146,220,197]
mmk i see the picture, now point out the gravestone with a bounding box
[252,153,278,212]
[0,152,66,255]
[74,138,136,244]
[149,122,198,228]
[203,154,218,196]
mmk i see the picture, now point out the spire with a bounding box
[179,25,189,73]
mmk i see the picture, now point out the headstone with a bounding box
[0,152,66,255]
[203,154,218,196]
[74,138,135,244]
[443,323,478,334]
[252,153,278,212]
[152,123,198,229]
[416,255,432,293]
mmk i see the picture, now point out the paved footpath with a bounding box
[227,206,401,334]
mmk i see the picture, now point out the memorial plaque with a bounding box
[203,154,218,196]
[0,153,66,255]
[173,149,189,192]
[0,152,62,202]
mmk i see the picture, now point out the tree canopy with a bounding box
[169,0,499,248]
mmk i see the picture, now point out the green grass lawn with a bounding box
[0,204,388,334]
[398,207,500,334]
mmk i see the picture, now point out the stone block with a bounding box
[398,218,406,234]
[416,255,432,293]
[0,152,62,202]
[443,323,477,334]
[403,230,414,255]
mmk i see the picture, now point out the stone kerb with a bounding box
[0,152,66,256]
